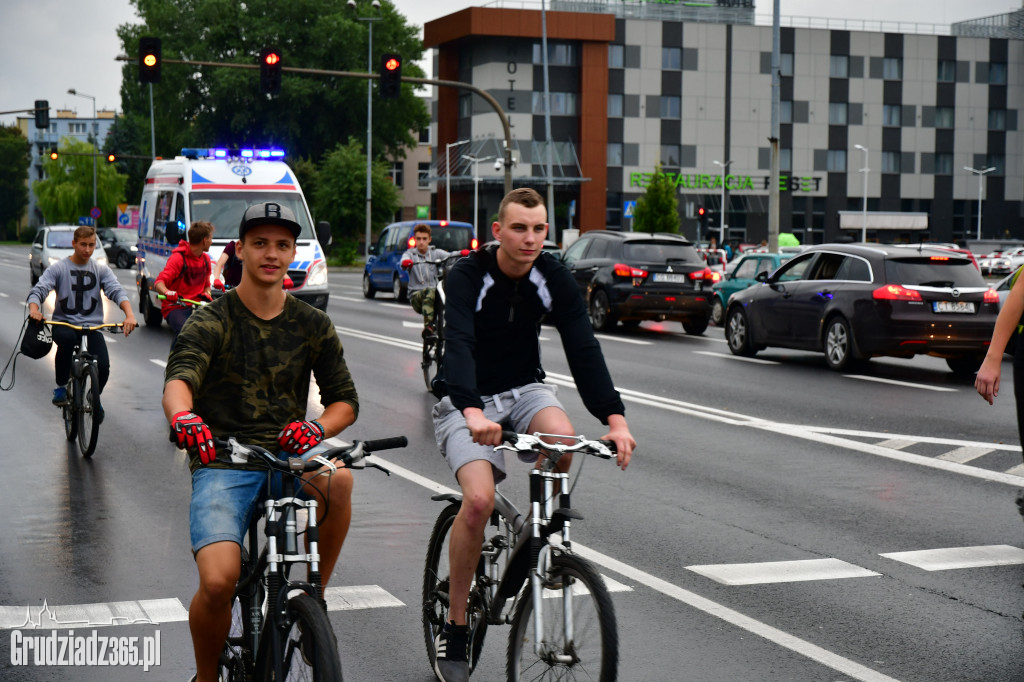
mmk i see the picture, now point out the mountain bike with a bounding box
[422,431,619,681]
[47,321,123,458]
[214,434,406,682]
[410,251,468,393]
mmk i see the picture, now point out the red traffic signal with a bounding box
[697,206,705,217]
[106,153,117,163]
[379,52,402,99]
[260,47,282,94]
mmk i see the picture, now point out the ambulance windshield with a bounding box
[190,192,314,239]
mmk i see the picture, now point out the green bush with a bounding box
[327,238,360,266]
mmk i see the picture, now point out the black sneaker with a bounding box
[433,621,469,682]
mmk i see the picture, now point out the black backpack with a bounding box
[19,317,53,359]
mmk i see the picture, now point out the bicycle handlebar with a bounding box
[210,436,408,475]
[44,320,124,333]
[498,431,616,459]
[157,294,209,307]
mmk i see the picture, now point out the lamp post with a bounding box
[712,159,732,245]
[462,154,495,241]
[349,0,381,258]
[445,139,470,223]
[854,144,869,242]
[67,88,97,213]
[964,165,997,240]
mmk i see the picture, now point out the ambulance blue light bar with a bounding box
[180,147,286,160]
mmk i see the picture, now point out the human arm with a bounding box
[26,261,61,321]
[601,414,635,470]
[118,300,138,336]
[212,251,229,289]
[463,407,504,446]
[439,261,486,413]
[163,378,215,463]
[976,271,1024,404]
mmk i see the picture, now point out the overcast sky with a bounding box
[1,0,1018,128]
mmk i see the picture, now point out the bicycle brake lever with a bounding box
[225,437,252,464]
[367,462,392,476]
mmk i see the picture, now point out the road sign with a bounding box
[90,207,102,219]
[624,200,636,219]
[78,216,95,226]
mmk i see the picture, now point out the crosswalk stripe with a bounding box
[937,446,994,464]
[324,585,404,611]
[686,559,880,586]
[875,438,915,450]
[880,545,1024,571]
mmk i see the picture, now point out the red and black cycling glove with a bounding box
[277,420,325,455]
[172,411,215,464]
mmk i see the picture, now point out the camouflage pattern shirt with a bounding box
[165,290,359,472]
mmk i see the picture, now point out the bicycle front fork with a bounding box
[528,469,575,661]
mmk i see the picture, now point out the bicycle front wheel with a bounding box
[421,334,442,392]
[260,593,341,682]
[507,553,618,682]
[221,549,262,682]
[76,362,101,457]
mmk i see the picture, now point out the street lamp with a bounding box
[67,88,97,213]
[349,0,382,258]
[463,154,495,241]
[445,139,470,223]
[854,144,869,243]
[964,165,997,240]
[712,159,732,245]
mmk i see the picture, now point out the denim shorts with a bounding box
[432,383,564,483]
[189,443,327,553]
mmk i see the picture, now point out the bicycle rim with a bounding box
[422,502,487,674]
[507,553,618,682]
[76,363,100,457]
[62,380,77,441]
[260,593,341,682]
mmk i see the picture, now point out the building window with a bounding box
[881,151,900,173]
[828,103,847,125]
[418,162,430,188]
[780,148,792,172]
[882,58,902,80]
[780,53,794,76]
[937,60,956,82]
[780,100,793,123]
[532,42,577,66]
[989,109,1007,130]
[660,144,680,166]
[934,153,953,175]
[69,122,87,134]
[934,107,954,128]
[882,104,901,127]
[826,150,846,172]
[660,96,681,118]
[989,62,1007,84]
[389,162,403,188]
[988,155,1005,175]
[662,47,681,70]
[829,55,848,78]
[459,94,472,118]
[532,92,577,115]
[607,143,623,166]
[608,94,623,118]
[609,44,624,68]
[418,127,430,144]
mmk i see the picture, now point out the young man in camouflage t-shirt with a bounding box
[162,202,358,682]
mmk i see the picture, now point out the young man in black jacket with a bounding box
[430,187,635,682]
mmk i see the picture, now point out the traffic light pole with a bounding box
[117,55,515,195]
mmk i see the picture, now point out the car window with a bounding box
[47,231,74,249]
[834,255,871,282]
[562,238,590,265]
[431,227,472,252]
[733,258,759,279]
[884,257,985,287]
[810,253,845,280]
[33,231,44,247]
[774,253,814,282]
[385,226,402,252]
[586,238,613,260]
[624,241,700,263]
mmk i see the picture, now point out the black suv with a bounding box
[561,231,714,334]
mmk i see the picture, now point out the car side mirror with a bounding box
[756,271,769,283]
[164,221,181,244]
[316,221,333,247]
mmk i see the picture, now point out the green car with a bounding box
[710,252,794,325]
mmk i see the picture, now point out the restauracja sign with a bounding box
[629,171,824,193]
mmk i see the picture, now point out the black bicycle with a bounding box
[423,431,619,681]
[47,321,123,458]
[214,435,406,681]
[412,251,468,393]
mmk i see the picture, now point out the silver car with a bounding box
[29,225,109,285]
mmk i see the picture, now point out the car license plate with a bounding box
[653,273,687,283]
[933,301,975,313]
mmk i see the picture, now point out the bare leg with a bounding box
[191,541,241,682]
[447,460,495,625]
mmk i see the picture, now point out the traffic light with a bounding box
[697,206,706,225]
[34,100,49,129]
[106,153,117,163]
[260,47,282,95]
[139,37,162,84]
[48,147,58,161]
[379,53,402,99]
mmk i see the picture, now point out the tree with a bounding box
[34,138,127,227]
[0,125,30,240]
[103,113,152,206]
[313,138,399,248]
[115,0,429,165]
[632,164,680,234]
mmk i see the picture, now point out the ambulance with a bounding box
[135,147,331,326]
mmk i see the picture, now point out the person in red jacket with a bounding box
[154,221,214,338]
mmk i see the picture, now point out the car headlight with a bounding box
[95,256,109,266]
[130,245,138,252]
[305,260,329,288]
[47,256,61,266]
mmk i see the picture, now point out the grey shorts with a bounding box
[432,383,564,483]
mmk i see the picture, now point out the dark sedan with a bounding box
[561,231,714,334]
[724,243,999,375]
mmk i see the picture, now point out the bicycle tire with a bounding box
[62,375,77,442]
[221,549,262,682]
[422,502,488,677]
[259,593,341,682]
[76,361,101,457]
[506,552,618,682]
[421,334,442,392]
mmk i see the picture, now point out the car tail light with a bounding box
[470,238,479,249]
[689,267,714,281]
[929,256,949,261]
[707,270,722,283]
[873,284,923,302]
[408,236,416,248]
[613,263,647,278]
[984,288,999,304]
